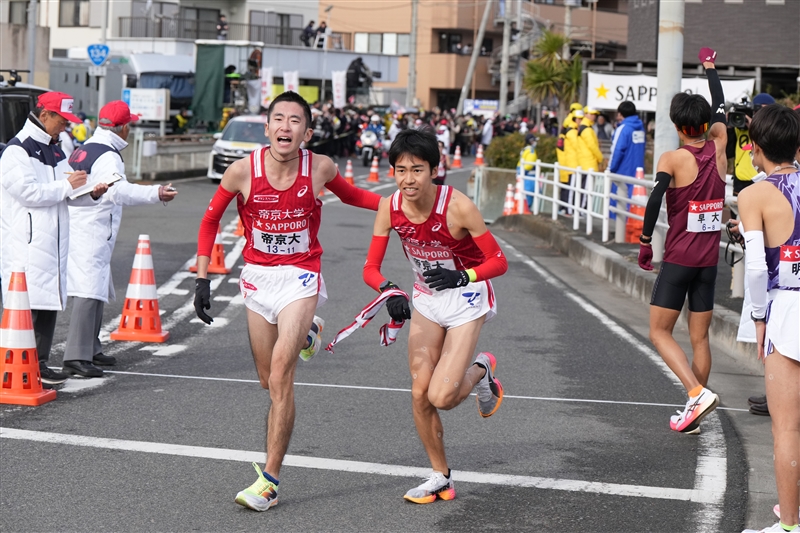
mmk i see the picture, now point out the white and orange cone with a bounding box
[190,225,230,275]
[367,156,380,182]
[475,145,485,166]
[344,160,355,185]
[502,184,515,216]
[452,145,462,168]
[111,235,170,343]
[626,167,647,243]
[515,174,532,215]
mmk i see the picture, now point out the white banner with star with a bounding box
[587,72,755,112]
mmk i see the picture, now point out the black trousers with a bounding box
[30,309,58,363]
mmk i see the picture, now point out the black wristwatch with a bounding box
[750,312,766,323]
[639,234,652,244]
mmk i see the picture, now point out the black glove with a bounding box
[194,278,213,324]
[380,280,411,322]
[422,267,470,291]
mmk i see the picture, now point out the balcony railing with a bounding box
[117,17,351,50]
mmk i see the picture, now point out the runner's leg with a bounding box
[649,306,702,392]
[687,310,713,387]
[427,316,486,410]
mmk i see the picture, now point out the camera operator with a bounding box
[726,93,776,196]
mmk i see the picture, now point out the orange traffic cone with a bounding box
[626,167,647,243]
[387,165,394,178]
[111,235,170,343]
[190,225,230,274]
[367,156,380,182]
[452,146,462,168]
[0,270,57,406]
[233,217,245,237]
[515,174,532,215]
[475,145,485,166]
[502,184,515,216]
[344,160,355,185]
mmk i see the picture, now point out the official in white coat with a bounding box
[62,101,177,378]
[0,92,109,385]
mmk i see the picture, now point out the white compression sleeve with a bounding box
[744,230,769,318]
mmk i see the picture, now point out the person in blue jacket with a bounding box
[608,101,646,218]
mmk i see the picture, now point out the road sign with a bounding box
[87,44,110,67]
[88,66,107,77]
[122,88,170,121]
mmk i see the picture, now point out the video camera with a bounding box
[728,98,753,130]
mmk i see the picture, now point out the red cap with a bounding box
[440,119,447,125]
[99,100,140,127]
[38,92,82,123]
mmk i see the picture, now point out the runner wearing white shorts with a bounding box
[240,264,328,324]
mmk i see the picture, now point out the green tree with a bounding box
[523,30,582,125]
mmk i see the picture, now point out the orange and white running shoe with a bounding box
[475,352,503,418]
[403,471,455,504]
[670,387,719,433]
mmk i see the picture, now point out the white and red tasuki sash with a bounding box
[325,288,409,353]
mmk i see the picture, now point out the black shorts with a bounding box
[650,262,717,312]
[732,176,755,195]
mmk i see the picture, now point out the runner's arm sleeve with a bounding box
[327,172,382,211]
[706,68,726,126]
[642,171,671,238]
[197,186,236,258]
[363,234,390,291]
[744,230,769,318]
[466,231,508,282]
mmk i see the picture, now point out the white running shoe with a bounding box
[299,316,324,362]
[742,523,798,533]
[474,352,504,418]
[670,387,719,433]
[403,471,455,504]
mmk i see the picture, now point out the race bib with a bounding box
[252,228,310,255]
[686,199,723,233]
[404,243,456,295]
[778,245,800,288]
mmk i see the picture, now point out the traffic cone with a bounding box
[190,225,230,274]
[452,146,462,168]
[626,167,647,243]
[0,270,57,406]
[367,156,380,182]
[387,165,394,178]
[344,160,355,185]
[233,217,245,237]
[502,184,515,216]
[475,145,485,166]
[515,173,532,215]
[111,235,170,343]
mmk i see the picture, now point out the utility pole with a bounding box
[27,0,38,83]
[513,0,522,102]
[563,1,572,59]
[320,5,333,103]
[499,2,511,114]
[97,0,110,113]
[651,0,685,262]
[406,0,418,108]
[457,0,493,115]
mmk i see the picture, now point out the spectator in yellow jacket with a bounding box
[577,107,604,172]
[518,134,539,208]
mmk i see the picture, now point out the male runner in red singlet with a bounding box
[638,48,727,434]
[193,91,381,511]
[363,128,508,503]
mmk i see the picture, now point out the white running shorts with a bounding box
[412,280,496,330]
[766,289,800,362]
[239,264,327,324]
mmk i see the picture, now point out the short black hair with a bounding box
[750,104,800,164]
[618,101,637,118]
[267,91,313,129]
[669,93,711,136]
[389,128,440,173]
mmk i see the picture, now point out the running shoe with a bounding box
[234,462,279,512]
[742,523,798,533]
[774,505,800,522]
[474,352,503,418]
[670,387,719,433]
[403,471,455,504]
[684,423,701,435]
[299,316,325,362]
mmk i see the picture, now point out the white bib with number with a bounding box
[253,227,310,255]
[404,242,456,295]
[778,245,800,288]
[686,199,724,233]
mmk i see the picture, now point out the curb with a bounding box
[496,214,762,375]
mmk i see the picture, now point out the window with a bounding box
[382,33,397,55]
[9,1,28,25]
[354,33,410,56]
[398,34,410,56]
[131,1,177,17]
[480,37,493,56]
[438,32,462,54]
[354,33,368,53]
[368,33,381,53]
[59,0,89,27]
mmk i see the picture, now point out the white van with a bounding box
[207,115,270,182]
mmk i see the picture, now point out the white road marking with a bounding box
[59,377,110,393]
[0,427,721,503]
[189,317,229,328]
[497,238,728,533]
[139,345,188,357]
[227,278,240,283]
[156,271,193,297]
[213,296,234,302]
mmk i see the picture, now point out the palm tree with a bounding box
[523,30,582,124]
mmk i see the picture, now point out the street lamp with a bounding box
[320,5,333,103]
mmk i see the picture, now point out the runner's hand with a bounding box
[381,281,411,322]
[638,244,653,271]
[194,278,213,324]
[423,267,469,291]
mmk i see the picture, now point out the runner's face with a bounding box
[393,154,435,201]
[267,101,313,156]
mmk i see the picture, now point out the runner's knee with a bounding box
[427,386,459,411]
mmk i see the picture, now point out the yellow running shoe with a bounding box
[299,316,325,362]
[234,462,278,512]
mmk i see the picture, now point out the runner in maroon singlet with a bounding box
[363,128,508,503]
[638,48,728,434]
[193,91,382,511]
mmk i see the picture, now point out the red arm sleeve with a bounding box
[198,186,236,258]
[326,173,381,211]
[363,234,390,291]
[470,231,508,282]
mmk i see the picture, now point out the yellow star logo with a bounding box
[595,83,609,99]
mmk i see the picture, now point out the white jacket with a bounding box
[67,128,162,303]
[0,117,98,310]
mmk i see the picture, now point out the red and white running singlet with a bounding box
[390,185,483,294]
[238,147,323,272]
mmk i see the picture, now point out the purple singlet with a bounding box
[765,171,800,292]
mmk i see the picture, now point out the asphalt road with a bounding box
[0,159,748,532]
